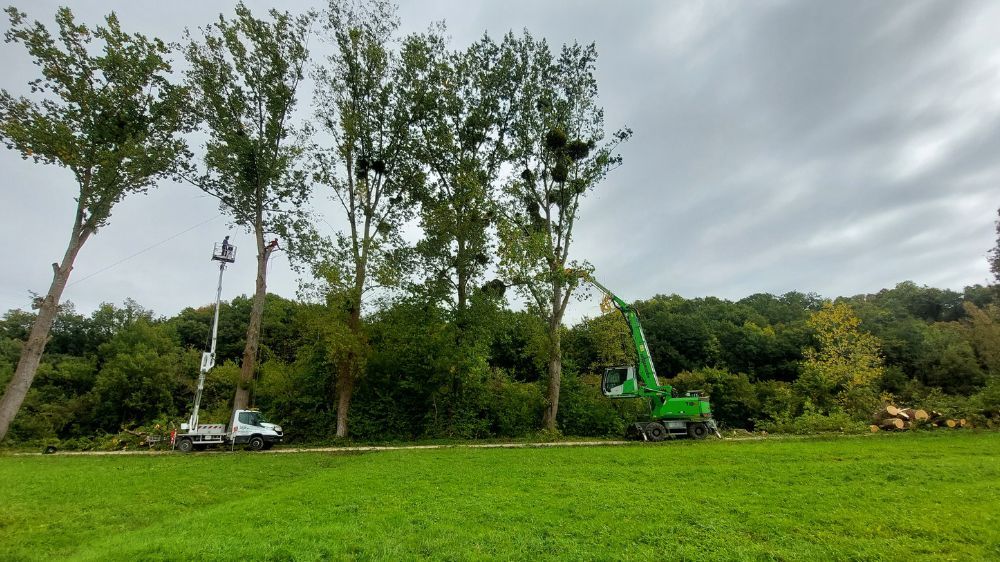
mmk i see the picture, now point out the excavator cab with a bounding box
[602,366,639,397]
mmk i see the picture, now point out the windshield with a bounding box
[237,411,267,426]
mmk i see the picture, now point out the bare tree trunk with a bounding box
[234,232,271,411]
[541,322,562,431]
[457,269,468,312]
[335,359,355,438]
[335,300,363,438]
[0,226,89,442]
[456,238,468,312]
[541,285,564,431]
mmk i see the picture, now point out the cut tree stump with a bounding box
[875,405,901,420]
[880,418,905,430]
[941,419,957,428]
[869,424,880,433]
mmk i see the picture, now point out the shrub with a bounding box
[971,377,1000,427]
[667,368,760,429]
[557,372,628,437]
[756,411,868,435]
[484,370,544,437]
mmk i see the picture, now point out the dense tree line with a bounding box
[1,2,998,445]
[0,280,997,446]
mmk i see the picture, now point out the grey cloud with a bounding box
[0,1,996,324]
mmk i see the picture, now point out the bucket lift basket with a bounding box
[212,242,236,263]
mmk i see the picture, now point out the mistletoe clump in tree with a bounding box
[184,3,315,410]
[499,37,632,432]
[0,7,188,442]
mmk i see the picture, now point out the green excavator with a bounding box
[576,271,722,441]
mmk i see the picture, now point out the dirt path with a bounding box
[6,433,844,457]
[10,439,634,456]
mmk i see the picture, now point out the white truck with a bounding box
[173,409,283,452]
[172,240,284,453]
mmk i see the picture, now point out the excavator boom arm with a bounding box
[575,271,664,391]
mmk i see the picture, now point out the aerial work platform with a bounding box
[213,240,236,263]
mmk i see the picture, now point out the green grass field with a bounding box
[1,433,998,561]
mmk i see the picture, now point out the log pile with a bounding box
[869,405,968,432]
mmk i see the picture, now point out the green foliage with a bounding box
[484,370,546,436]
[488,310,548,383]
[4,277,999,444]
[183,2,315,255]
[312,0,418,299]
[755,411,869,434]
[959,302,1000,376]
[915,323,985,394]
[796,302,884,416]
[496,35,632,430]
[401,27,522,309]
[971,376,1000,427]
[0,6,189,229]
[556,372,637,437]
[498,36,632,320]
[90,321,192,430]
[667,368,760,429]
[754,379,798,421]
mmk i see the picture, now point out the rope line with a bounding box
[68,214,223,288]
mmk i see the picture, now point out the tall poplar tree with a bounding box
[312,0,419,437]
[184,3,314,411]
[499,37,631,431]
[0,7,187,442]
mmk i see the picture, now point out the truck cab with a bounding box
[230,409,283,449]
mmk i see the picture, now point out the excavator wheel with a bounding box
[644,422,667,442]
[687,423,709,440]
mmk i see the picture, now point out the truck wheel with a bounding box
[644,422,667,442]
[688,423,709,439]
[177,438,194,453]
[248,436,265,451]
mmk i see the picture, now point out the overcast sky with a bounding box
[1,0,997,324]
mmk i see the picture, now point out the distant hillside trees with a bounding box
[2,280,996,447]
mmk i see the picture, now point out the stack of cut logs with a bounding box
[870,405,969,432]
